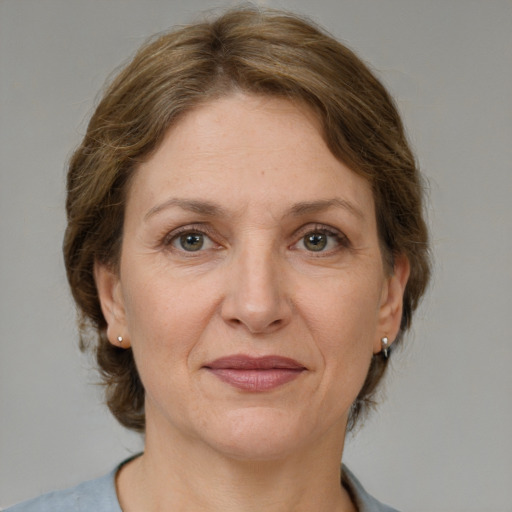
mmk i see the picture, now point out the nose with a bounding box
[221,242,292,335]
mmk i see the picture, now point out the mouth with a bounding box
[203,355,307,392]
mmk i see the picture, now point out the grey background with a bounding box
[1,0,511,510]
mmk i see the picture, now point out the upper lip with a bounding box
[204,355,306,370]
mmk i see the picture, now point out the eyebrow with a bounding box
[144,198,228,221]
[144,197,365,221]
[289,198,365,220]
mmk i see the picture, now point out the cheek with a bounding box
[121,279,213,420]
[297,271,382,378]
[121,271,218,373]
[123,263,213,331]
[301,272,381,341]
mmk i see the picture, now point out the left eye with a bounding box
[303,232,328,251]
[297,230,344,252]
[170,232,215,252]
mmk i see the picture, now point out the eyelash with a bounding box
[292,224,350,255]
[161,223,350,255]
[162,223,217,247]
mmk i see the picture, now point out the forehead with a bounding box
[129,93,374,219]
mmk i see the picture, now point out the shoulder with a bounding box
[342,465,401,512]
[3,468,121,512]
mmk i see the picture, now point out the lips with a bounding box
[203,355,306,391]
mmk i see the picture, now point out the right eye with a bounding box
[169,231,216,252]
[176,232,205,251]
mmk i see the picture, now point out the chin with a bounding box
[199,406,318,462]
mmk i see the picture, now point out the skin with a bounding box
[96,93,409,512]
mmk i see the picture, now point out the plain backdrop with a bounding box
[1,1,511,510]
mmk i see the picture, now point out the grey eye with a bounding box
[303,233,328,251]
[179,233,204,251]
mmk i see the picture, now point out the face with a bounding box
[96,94,408,461]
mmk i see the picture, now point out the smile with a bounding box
[203,355,307,392]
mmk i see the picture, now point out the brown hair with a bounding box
[64,7,430,432]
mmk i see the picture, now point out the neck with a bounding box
[117,421,355,512]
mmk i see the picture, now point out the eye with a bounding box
[294,227,348,254]
[303,232,329,252]
[176,232,206,251]
[166,228,217,253]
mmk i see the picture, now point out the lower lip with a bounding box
[207,368,304,391]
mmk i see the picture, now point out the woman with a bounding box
[7,7,429,512]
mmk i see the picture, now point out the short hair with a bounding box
[63,7,430,432]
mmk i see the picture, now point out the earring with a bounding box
[381,336,390,359]
[117,336,124,345]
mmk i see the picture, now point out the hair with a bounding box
[63,6,430,433]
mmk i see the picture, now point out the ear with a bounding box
[374,254,410,354]
[94,261,130,348]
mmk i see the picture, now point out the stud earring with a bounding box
[117,336,123,345]
[381,336,390,359]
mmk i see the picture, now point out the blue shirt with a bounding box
[4,461,399,512]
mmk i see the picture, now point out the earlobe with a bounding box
[94,261,130,348]
[374,255,410,354]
